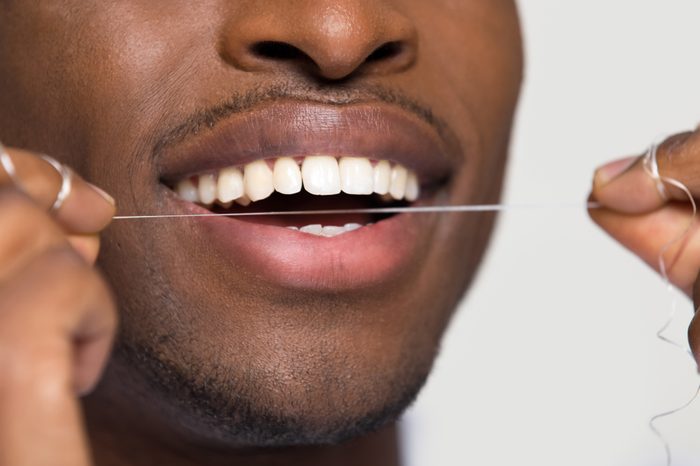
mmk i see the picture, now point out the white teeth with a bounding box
[339,157,374,195]
[321,226,347,237]
[273,157,303,195]
[198,173,218,205]
[389,165,408,200]
[302,156,341,195]
[178,157,421,205]
[299,224,323,235]
[373,160,391,195]
[176,179,199,203]
[405,172,420,202]
[217,167,244,203]
[244,160,274,202]
[292,223,366,237]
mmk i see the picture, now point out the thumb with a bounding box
[592,132,696,214]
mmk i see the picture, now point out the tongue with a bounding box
[211,192,392,227]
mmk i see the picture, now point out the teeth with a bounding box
[373,160,391,195]
[217,167,244,203]
[389,165,408,200]
[302,156,341,196]
[273,157,303,195]
[299,224,323,235]
[292,223,367,237]
[244,160,275,202]
[339,157,373,195]
[405,172,420,202]
[176,179,199,203]
[176,157,421,205]
[198,173,218,205]
[321,226,346,237]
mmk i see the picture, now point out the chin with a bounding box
[104,323,438,448]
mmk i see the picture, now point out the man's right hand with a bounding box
[589,130,700,365]
[0,147,117,466]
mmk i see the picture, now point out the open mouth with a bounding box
[170,156,424,237]
[156,100,458,289]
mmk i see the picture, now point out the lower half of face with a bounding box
[93,147,508,448]
[0,0,523,449]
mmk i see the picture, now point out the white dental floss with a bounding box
[644,142,700,466]
[111,201,602,220]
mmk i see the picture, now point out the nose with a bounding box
[221,1,418,81]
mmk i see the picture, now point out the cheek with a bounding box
[406,0,522,204]
[413,1,523,126]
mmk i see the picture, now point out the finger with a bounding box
[0,247,116,466]
[0,246,117,395]
[0,368,91,466]
[0,190,67,282]
[0,147,115,233]
[589,203,700,296]
[592,132,698,214]
[68,235,101,265]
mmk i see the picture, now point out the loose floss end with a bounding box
[642,139,700,466]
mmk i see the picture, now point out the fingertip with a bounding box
[593,156,638,190]
[56,176,116,233]
[592,157,664,214]
[87,182,116,209]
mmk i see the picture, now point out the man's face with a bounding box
[0,0,522,447]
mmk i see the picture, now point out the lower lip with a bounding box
[178,200,431,291]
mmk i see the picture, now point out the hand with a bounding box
[589,130,700,364]
[0,147,116,466]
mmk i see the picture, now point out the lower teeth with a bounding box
[289,223,365,237]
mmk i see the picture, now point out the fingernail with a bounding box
[595,156,638,187]
[89,183,116,206]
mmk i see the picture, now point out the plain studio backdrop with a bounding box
[402,2,700,466]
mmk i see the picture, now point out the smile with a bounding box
[173,156,420,237]
[158,100,459,290]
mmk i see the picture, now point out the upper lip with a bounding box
[157,100,462,187]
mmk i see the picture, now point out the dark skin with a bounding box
[0,1,523,464]
[7,2,699,466]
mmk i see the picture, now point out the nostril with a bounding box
[366,41,404,63]
[250,41,307,61]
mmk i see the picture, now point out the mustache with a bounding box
[152,82,454,159]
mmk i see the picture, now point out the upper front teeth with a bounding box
[302,156,342,196]
[339,157,374,195]
[175,156,420,205]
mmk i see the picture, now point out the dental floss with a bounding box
[111,201,601,220]
[644,142,700,466]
